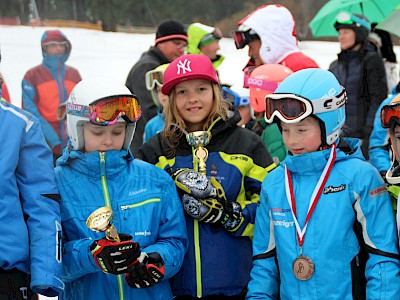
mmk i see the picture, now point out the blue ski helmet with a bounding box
[273,68,346,145]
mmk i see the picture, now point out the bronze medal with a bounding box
[292,254,314,281]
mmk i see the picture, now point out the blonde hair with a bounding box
[162,81,228,155]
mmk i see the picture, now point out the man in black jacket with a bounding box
[329,12,387,159]
[126,19,187,156]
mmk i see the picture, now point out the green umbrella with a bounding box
[309,0,400,37]
[376,4,400,36]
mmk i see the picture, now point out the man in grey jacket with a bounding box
[126,19,187,156]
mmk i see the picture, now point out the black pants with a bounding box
[0,268,37,300]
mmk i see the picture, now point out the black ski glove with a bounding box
[124,252,165,288]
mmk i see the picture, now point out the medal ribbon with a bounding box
[285,144,337,247]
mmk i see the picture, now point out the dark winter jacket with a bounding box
[125,46,170,156]
[137,110,276,298]
[329,41,387,158]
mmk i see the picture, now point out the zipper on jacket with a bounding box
[120,198,160,210]
[190,118,220,298]
[99,152,125,300]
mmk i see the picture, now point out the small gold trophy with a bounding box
[186,131,211,175]
[86,206,120,242]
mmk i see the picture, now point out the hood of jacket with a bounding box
[240,4,299,64]
[41,30,71,68]
[187,23,225,69]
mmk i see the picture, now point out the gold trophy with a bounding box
[86,206,120,242]
[186,131,211,175]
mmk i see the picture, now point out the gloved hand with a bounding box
[125,252,165,288]
[90,233,141,274]
[171,168,213,199]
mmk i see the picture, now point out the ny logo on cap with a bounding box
[177,59,192,75]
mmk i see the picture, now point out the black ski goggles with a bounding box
[231,29,260,49]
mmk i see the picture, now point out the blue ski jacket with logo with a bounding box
[55,148,188,300]
[0,101,63,296]
[247,138,400,299]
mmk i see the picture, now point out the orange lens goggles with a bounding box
[381,103,400,129]
[89,96,141,125]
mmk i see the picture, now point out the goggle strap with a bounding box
[310,91,347,114]
[245,77,279,91]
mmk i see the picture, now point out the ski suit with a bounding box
[138,111,276,298]
[0,101,63,296]
[55,147,188,300]
[247,138,400,299]
[22,31,81,156]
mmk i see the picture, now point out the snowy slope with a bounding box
[0,25,353,108]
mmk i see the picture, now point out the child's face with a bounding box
[83,122,126,153]
[175,79,214,132]
[157,87,169,107]
[281,117,322,155]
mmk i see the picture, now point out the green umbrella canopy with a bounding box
[309,0,400,37]
[376,4,400,37]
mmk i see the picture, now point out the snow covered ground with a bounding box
[0,25,399,300]
[0,24,379,108]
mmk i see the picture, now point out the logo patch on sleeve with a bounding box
[323,184,346,194]
[369,186,388,198]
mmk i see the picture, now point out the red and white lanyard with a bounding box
[284,144,337,248]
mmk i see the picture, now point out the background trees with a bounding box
[1,0,330,39]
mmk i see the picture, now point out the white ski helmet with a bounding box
[66,77,140,151]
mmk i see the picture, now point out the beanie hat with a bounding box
[41,29,71,52]
[162,54,219,95]
[155,19,188,44]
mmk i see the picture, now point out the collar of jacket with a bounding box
[57,143,133,179]
[284,137,364,174]
[150,46,172,64]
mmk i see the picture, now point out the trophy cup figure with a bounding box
[186,131,211,175]
[86,206,120,242]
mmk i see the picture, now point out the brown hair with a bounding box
[162,81,228,156]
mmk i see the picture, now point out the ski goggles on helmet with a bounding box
[146,69,164,90]
[381,103,400,129]
[222,86,250,107]
[67,96,141,125]
[231,29,260,49]
[335,11,371,30]
[57,102,67,120]
[265,88,347,124]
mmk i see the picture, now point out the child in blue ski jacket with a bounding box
[369,83,400,176]
[380,94,400,239]
[143,64,169,143]
[55,77,188,300]
[0,99,63,299]
[247,68,400,299]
